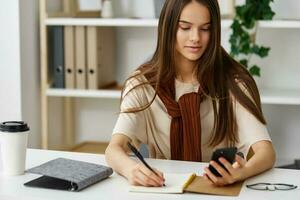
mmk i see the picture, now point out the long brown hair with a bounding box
[121,0,266,147]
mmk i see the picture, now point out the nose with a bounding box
[189,28,200,43]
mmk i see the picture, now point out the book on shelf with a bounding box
[64,26,76,89]
[75,26,87,89]
[48,25,116,90]
[48,26,65,88]
[86,26,115,90]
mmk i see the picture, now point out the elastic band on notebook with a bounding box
[183,173,197,190]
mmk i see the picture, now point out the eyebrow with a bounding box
[179,20,211,26]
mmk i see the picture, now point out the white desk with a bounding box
[0,149,299,200]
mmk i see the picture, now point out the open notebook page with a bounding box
[129,173,195,194]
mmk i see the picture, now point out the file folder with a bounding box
[75,26,87,89]
[48,26,65,88]
[64,26,76,88]
[86,27,115,89]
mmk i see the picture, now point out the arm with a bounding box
[105,134,165,186]
[242,140,276,179]
[203,140,276,186]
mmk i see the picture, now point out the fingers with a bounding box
[138,164,165,186]
[204,154,247,186]
[202,173,212,182]
[205,157,239,186]
[219,157,234,174]
[235,154,247,167]
[134,170,161,187]
[204,166,224,186]
[129,163,164,187]
[209,160,234,184]
[153,168,165,181]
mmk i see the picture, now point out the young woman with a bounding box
[105,0,275,187]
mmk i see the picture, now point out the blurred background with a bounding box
[0,0,300,168]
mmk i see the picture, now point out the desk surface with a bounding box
[0,149,299,200]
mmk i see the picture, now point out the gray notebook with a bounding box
[24,158,113,191]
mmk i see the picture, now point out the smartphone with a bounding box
[208,147,238,177]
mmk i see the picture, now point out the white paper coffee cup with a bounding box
[0,121,30,176]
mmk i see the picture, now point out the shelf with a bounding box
[46,88,300,105]
[45,18,159,27]
[46,88,121,99]
[45,18,300,29]
[259,20,300,29]
[260,88,300,105]
[69,141,109,154]
[45,17,232,28]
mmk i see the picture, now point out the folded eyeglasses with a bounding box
[246,183,297,191]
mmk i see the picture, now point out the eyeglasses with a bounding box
[246,183,297,191]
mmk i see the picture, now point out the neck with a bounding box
[175,54,197,84]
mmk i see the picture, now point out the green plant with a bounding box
[229,0,275,77]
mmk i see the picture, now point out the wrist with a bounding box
[238,165,251,181]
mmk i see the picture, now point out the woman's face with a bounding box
[175,1,211,62]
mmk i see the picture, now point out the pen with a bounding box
[127,142,165,186]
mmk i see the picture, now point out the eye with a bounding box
[200,26,211,32]
[179,26,191,31]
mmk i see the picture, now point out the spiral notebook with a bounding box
[130,173,194,194]
[24,158,113,191]
[130,173,244,196]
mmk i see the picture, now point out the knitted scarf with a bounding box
[145,73,203,162]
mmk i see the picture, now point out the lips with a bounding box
[185,46,202,53]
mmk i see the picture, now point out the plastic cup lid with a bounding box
[0,121,30,133]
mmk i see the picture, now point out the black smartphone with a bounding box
[208,147,238,177]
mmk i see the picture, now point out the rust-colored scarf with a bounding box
[145,74,203,162]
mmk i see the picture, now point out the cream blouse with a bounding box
[112,73,271,161]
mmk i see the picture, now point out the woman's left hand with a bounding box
[203,154,247,186]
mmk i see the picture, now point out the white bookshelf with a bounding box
[44,17,300,106]
[45,18,300,29]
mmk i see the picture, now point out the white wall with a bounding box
[0,1,22,121]
[19,0,41,148]
[0,0,40,148]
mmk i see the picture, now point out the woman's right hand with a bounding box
[126,162,165,187]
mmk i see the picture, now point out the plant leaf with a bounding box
[249,65,261,77]
[239,59,248,68]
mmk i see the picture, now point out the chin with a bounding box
[184,54,202,61]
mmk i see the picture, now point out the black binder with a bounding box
[48,26,65,88]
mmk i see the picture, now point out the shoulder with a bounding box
[121,70,156,108]
[123,70,148,96]
[230,76,258,103]
[230,76,266,123]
